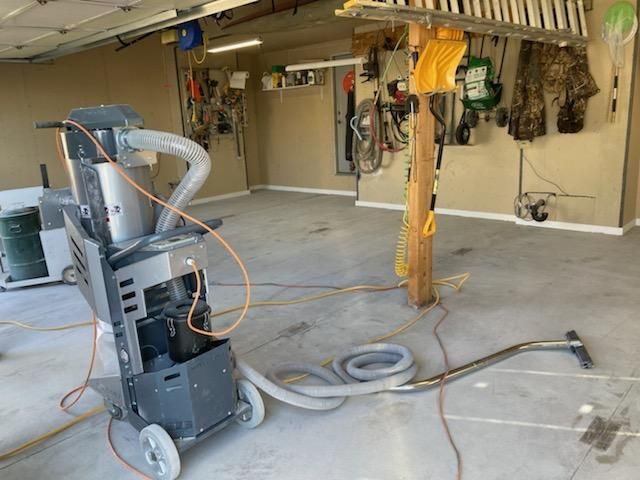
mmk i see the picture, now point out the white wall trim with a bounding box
[250,184,357,197]
[514,218,624,236]
[355,200,404,211]
[435,207,513,222]
[622,218,637,234]
[354,201,629,236]
[189,190,251,206]
[636,218,640,227]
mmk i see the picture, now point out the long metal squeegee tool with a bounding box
[394,330,593,392]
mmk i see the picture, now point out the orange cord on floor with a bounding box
[61,120,252,338]
[0,313,102,462]
[58,312,97,411]
[107,418,152,480]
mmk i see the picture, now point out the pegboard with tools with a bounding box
[180,67,249,154]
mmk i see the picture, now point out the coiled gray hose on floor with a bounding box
[236,344,417,411]
[119,128,211,300]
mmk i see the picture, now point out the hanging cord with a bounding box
[394,108,417,277]
[191,34,208,65]
[61,120,252,337]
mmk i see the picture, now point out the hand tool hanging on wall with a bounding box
[344,71,357,172]
[423,95,447,237]
[601,1,638,123]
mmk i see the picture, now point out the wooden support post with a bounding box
[407,24,435,308]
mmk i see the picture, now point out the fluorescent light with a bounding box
[285,57,366,72]
[207,38,262,53]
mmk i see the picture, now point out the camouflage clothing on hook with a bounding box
[541,45,599,134]
[509,41,546,141]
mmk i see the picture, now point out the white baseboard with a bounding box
[189,190,251,205]
[354,201,629,236]
[515,218,624,236]
[435,207,513,222]
[250,184,356,197]
[622,219,637,234]
[355,200,405,211]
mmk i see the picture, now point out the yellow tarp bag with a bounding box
[414,28,467,94]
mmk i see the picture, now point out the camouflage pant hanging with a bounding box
[509,41,546,141]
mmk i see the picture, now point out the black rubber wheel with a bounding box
[455,123,471,145]
[495,107,509,127]
[61,265,77,285]
[465,110,479,128]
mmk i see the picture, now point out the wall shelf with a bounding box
[335,0,588,47]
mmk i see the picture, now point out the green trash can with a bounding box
[0,207,48,281]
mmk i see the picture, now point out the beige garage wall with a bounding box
[357,0,635,228]
[622,34,640,226]
[0,34,183,198]
[250,39,356,192]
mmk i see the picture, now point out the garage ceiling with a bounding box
[0,0,254,61]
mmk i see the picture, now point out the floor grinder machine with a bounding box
[36,105,264,480]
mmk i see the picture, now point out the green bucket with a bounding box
[0,207,48,281]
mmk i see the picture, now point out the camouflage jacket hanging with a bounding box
[541,45,599,134]
[509,41,546,141]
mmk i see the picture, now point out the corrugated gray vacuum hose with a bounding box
[235,344,417,411]
[120,128,211,300]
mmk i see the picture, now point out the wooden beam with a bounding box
[407,23,435,308]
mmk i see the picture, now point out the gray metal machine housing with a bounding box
[48,105,261,477]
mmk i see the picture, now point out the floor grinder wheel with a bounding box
[235,379,265,429]
[139,424,181,480]
[61,265,77,285]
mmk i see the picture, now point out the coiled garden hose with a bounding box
[351,99,384,174]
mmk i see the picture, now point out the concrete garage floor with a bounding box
[1,190,640,480]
